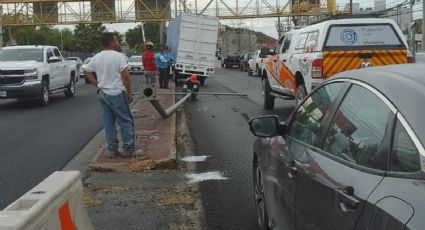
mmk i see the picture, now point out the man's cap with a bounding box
[146,41,154,46]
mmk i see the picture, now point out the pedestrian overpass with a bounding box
[0,0,341,26]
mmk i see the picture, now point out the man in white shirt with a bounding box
[84,32,135,158]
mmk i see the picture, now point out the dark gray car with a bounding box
[249,64,425,230]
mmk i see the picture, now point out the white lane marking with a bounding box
[181,155,210,162]
[186,171,228,183]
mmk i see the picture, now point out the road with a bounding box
[0,76,143,209]
[183,61,295,229]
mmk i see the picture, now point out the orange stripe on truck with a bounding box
[323,50,407,78]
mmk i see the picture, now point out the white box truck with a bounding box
[220,30,257,69]
[166,13,219,85]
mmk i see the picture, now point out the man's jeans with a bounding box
[144,71,156,85]
[97,90,135,156]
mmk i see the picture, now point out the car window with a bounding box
[305,31,319,51]
[46,49,53,59]
[281,33,293,53]
[274,36,285,53]
[390,119,421,172]
[53,48,62,60]
[295,33,308,50]
[323,84,390,170]
[288,82,345,146]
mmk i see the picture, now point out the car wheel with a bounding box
[39,81,49,106]
[262,78,275,110]
[295,85,306,107]
[65,79,75,98]
[257,67,261,77]
[248,67,253,76]
[253,159,270,230]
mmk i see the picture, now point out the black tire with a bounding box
[221,62,225,68]
[248,67,253,76]
[253,158,271,230]
[295,85,307,107]
[239,64,243,71]
[65,79,75,97]
[257,66,261,77]
[199,78,205,86]
[39,81,49,106]
[262,78,275,110]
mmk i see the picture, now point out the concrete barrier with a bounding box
[0,171,94,230]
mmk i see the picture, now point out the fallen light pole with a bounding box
[133,85,247,119]
[150,92,192,118]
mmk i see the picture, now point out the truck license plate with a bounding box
[0,91,7,98]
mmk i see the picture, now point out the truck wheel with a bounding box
[65,79,75,98]
[39,81,50,106]
[262,78,275,110]
[248,67,253,76]
[221,62,225,68]
[257,66,261,77]
[295,85,306,107]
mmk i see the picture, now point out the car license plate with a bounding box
[0,91,7,98]
[133,67,140,70]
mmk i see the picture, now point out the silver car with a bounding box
[128,55,144,75]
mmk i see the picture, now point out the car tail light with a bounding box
[312,59,323,79]
[407,56,415,63]
[207,68,214,72]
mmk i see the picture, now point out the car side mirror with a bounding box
[248,115,285,138]
[48,56,60,63]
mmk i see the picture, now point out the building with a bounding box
[387,7,411,32]
[374,0,386,11]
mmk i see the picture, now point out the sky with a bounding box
[53,0,422,40]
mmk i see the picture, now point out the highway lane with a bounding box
[0,75,143,209]
[183,61,295,229]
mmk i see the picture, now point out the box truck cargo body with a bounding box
[220,31,257,68]
[166,13,219,85]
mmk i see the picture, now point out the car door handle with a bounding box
[337,187,360,211]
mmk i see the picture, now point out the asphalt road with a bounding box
[0,75,143,209]
[183,61,295,229]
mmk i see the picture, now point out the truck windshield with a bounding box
[129,56,141,62]
[0,48,44,62]
[324,24,405,50]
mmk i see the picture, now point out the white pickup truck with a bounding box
[0,45,78,105]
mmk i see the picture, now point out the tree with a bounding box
[72,24,106,52]
[125,22,160,53]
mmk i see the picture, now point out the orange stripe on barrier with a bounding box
[59,201,76,230]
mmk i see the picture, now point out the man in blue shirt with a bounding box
[165,46,175,79]
[156,47,169,88]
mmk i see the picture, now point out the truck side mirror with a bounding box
[48,56,60,63]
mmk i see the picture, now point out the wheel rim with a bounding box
[255,166,266,227]
[71,81,75,94]
[43,85,49,102]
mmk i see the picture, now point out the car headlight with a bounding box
[24,68,38,80]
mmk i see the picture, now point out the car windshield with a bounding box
[0,48,44,62]
[129,56,141,62]
[83,58,91,64]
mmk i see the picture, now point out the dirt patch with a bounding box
[157,187,198,208]
[130,157,177,171]
[90,186,137,193]
[83,192,103,208]
[170,223,194,230]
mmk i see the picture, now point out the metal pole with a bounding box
[150,93,191,118]
[0,5,3,48]
[350,0,353,14]
[422,0,425,52]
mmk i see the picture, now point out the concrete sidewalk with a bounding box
[64,81,204,230]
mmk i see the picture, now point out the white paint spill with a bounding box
[186,171,228,183]
[181,155,209,162]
